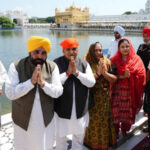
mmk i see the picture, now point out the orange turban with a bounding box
[27,36,51,54]
[60,38,79,50]
[143,27,150,37]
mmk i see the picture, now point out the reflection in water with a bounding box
[0,29,30,38]
[0,30,13,37]
[0,29,143,114]
[54,30,113,38]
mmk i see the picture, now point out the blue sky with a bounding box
[0,0,147,17]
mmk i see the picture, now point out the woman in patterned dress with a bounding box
[84,42,117,150]
[111,38,146,138]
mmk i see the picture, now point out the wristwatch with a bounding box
[72,71,79,77]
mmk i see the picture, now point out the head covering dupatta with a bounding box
[111,38,146,114]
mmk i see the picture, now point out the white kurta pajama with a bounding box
[5,63,63,150]
[107,39,118,58]
[56,63,95,150]
[108,26,125,58]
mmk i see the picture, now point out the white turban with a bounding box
[114,26,125,37]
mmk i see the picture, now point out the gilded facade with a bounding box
[55,5,89,25]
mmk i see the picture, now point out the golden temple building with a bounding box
[55,4,89,26]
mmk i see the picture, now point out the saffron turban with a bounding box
[27,36,51,54]
[143,27,150,37]
[60,38,79,50]
[114,26,125,37]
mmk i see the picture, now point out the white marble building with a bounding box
[0,9,29,26]
[145,0,150,14]
[90,14,150,22]
[90,0,150,22]
[0,11,4,17]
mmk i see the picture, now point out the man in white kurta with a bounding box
[107,26,125,58]
[54,38,95,150]
[0,60,7,127]
[5,36,63,150]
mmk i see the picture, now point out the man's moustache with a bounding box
[31,58,45,66]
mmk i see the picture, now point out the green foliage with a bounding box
[45,17,55,23]
[12,22,16,27]
[0,16,16,28]
[123,11,138,15]
[13,19,18,24]
[29,18,38,23]
[123,11,132,15]
[29,16,55,23]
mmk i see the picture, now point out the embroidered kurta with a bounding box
[56,63,95,137]
[5,63,63,150]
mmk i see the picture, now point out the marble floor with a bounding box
[0,109,148,150]
[0,123,13,150]
[116,131,148,150]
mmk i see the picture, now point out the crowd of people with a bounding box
[0,25,150,150]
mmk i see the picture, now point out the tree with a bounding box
[29,16,55,23]
[45,17,55,23]
[0,16,16,28]
[123,11,132,15]
[13,19,18,24]
[123,11,138,15]
[29,18,38,23]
